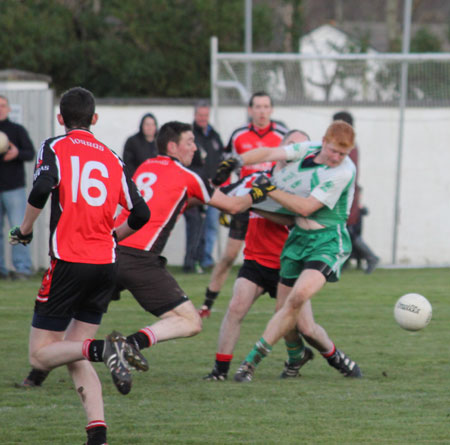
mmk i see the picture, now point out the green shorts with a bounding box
[280,224,351,283]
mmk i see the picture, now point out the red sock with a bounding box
[82,339,94,360]
[321,343,336,358]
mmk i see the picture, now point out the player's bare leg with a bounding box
[29,321,109,443]
[204,278,263,380]
[65,321,105,424]
[218,278,262,354]
[277,283,314,378]
[234,269,325,382]
[133,300,202,345]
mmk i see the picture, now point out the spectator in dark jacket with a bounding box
[183,101,224,272]
[123,113,158,175]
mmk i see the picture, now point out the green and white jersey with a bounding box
[253,141,356,227]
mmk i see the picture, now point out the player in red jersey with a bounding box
[18,121,274,392]
[199,91,287,317]
[204,130,311,380]
[9,87,150,445]
[110,121,274,361]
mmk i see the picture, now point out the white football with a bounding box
[394,293,432,331]
[0,131,10,154]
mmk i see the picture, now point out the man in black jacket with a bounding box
[183,101,224,272]
[0,95,35,279]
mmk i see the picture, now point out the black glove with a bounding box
[249,174,277,204]
[9,226,33,245]
[212,157,240,186]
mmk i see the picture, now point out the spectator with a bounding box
[333,111,379,274]
[0,95,35,280]
[123,113,158,175]
[183,101,224,273]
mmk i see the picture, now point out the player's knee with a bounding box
[285,296,303,313]
[220,253,237,268]
[227,298,249,322]
[29,350,49,371]
[187,311,203,336]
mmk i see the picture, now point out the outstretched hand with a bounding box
[249,174,277,204]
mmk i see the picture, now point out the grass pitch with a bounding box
[0,266,449,444]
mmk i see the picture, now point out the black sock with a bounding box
[127,332,149,350]
[203,288,219,309]
[26,368,50,386]
[88,340,105,362]
[86,426,107,445]
[215,360,231,375]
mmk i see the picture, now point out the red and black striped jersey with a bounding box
[116,155,213,254]
[34,129,143,264]
[226,121,287,178]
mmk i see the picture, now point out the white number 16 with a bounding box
[71,156,109,206]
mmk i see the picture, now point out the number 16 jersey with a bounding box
[34,129,143,264]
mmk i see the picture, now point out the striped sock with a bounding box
[245,337,272,367]
[285,336,306,364]
[127,327,157,350]
[82,339,105,362]
[86,420,107,445]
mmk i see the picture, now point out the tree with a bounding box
[0,0,274,97]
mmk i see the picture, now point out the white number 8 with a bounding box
[135,172,157,201]
[71,156,109,206]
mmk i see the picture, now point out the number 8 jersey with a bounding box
[34,129,143,264]
[116,155,213,255]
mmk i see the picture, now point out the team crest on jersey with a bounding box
[33,164,49,181]
[320,181,333,192]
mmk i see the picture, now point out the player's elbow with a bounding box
[299,208,314,217]
[127,200,150,230]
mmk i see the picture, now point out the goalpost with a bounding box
[210,36,450,265]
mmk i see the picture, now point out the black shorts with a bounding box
[32,259,116,331]
[229,211,249,240]
[237,259,280,298]
[115,246,188,317]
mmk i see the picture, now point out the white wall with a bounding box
[44,103,450,268]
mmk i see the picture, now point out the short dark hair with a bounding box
[156,121,192,154]
[59,87,95,129]
[333,111,354,126]
[248,91,272,107]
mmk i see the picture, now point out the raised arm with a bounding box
[240,146,287,165]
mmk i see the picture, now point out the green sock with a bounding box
[245,337,272,367]
[285,337,305,365]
